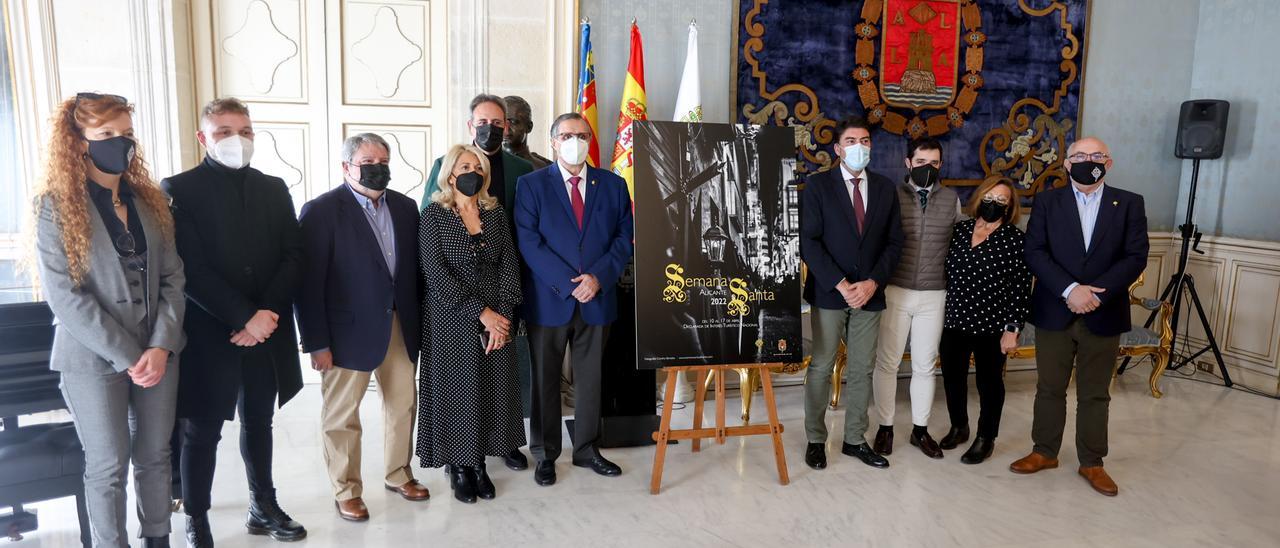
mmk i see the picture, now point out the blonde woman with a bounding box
[28,93,185,547]
[416,144,524,504]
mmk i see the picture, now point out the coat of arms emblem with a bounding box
[880,0,961,110]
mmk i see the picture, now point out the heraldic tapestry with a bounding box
[735,0,1090,203]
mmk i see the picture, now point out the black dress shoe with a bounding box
[144,536,170,547]
[451,466,478,503]
[246,494,307,542]
[909,430,944,459]
[939,425,970,450]
[960,437,994,465]
[472,463,496,500]
[573,452,622,477]
[804,442,827,470]
[873,427,894,455]
[503,448,529,471]
[185,514,213,548]
[842,442,890,468]
[534,460,557,486]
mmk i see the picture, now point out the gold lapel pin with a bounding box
[1112,200,1118,206]
[591,180,597,185]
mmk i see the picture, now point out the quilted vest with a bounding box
[888,181,961,291]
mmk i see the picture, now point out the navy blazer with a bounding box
[800,167,905,311]
[295,185,422,371]
[514,164,634,327]
[1024,184,1149,337]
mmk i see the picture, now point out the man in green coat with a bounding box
[420,94,532,227]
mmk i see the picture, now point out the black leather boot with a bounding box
[452,466,478,504]
[246,493,307,542]
[473,463,496,500]
[185,514,213,548]
[143,535,171,547]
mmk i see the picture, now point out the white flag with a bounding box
[673,22,702,122]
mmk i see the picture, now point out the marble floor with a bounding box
[14,366,1280,547]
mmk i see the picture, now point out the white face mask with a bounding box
[207,135,254,170]
[841,144,871,172]
[558,137,589,167]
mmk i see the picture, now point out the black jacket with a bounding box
[295,185,422,371]
[162,159,304,420]
[800,167,905,311]
[1025,184,1148,336]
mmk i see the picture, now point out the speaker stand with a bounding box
[1117,158,1232,386]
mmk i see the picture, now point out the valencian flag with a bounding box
[575,21,601,167]
[611,22,646,198]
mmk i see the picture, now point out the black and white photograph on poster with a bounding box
[632,121,803,368]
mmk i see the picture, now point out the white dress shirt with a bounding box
[558,162,586,204]
[1062,182,1107,300]
[839,163,869,212]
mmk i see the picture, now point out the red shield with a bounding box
[880,0,961,110]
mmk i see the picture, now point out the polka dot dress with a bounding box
[943,219,1032,335]
[415,201,526,469]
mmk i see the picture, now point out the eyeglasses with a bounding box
[1067,152,1110,162]
[982,194,1011,205]
[74,92,128,108]
[555,132,591,142]
[115,232,146,273]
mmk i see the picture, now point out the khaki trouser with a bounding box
[805,306,882,444]
[320,314,417,500]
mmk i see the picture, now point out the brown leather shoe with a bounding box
[335,498,369,522]
[1078,466,1118,496]
[1009,451,1059,474]
[873,428,894,455]
[385,479,430,501]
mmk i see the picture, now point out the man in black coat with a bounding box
[162,98,306,545]
[1010,136,1148,497]
[295,133,428,521]
[799,115,905,471]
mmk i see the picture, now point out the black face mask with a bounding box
[909,164,939,188]
[356,163,391,191]
[977,200,1008,223]
[87,136,136,175]
[475,124,503,152]
[1069,160,1107,186]
[454,172,484,197]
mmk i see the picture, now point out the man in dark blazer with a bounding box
[296,133,428,522]
[514,112,633,486]
[422,93,535,471]
[162,98,306,546]
[1010,136,1148,497]
[799,115,905,471]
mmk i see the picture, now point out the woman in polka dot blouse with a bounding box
[938,176,1031,465]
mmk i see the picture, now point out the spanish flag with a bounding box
[611,22,646,199]
[575,21,601,167]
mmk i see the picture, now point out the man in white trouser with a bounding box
[871,138,965,460]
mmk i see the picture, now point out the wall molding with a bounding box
[446,0,487,145]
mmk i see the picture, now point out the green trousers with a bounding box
[1031,318,1121,467]
[805,306,881,444]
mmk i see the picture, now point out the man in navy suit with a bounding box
[1010,136,1148,497]
[295,133,428,521]
[514,112,633,486]
[799,116,905,471]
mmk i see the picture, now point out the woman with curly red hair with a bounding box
[27,92,186,547]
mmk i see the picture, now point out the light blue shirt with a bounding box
[1062,183,1106,299]
[347,184,396,273]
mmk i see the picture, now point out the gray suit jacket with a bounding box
[34,193,187,374]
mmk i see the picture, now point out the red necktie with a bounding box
[851,177,866,234]
[570,176,585,229]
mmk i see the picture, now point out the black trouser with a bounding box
[939,328,1007,439]
[528,309,607,463]
[180,353,279,515]
[1031,319,1120,467]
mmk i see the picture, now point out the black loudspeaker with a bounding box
[1175,99,1229,159]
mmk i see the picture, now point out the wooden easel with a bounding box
[649,363,789,494]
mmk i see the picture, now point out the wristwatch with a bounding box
[1003,323,1021,334]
